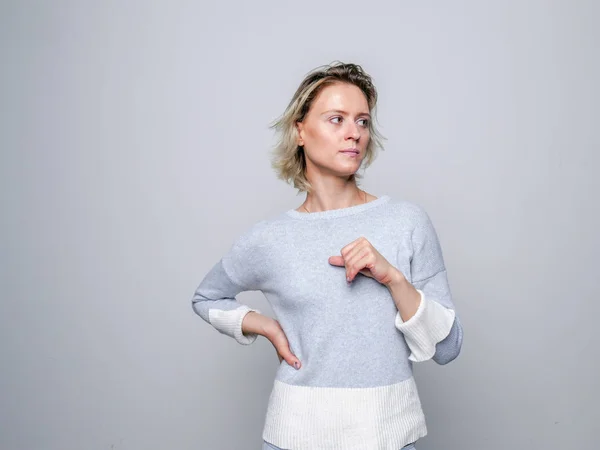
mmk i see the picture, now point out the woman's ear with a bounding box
[295,121,305,147]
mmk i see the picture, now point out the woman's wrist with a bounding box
[241,311,275,337]
[386,271,421,321]
[383,267,407,288]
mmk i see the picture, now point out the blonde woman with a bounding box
[192,62,463,450]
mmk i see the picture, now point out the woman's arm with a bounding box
[191,227,265,344]
[192,257,262,345]
[191,227,302,368]
[392,204,463,365]
[328,206,463,365]
[242,312,302,369]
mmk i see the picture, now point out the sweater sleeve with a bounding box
[191,227,264,345]
[394,205,463,363]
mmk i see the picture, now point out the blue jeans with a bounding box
[263,441,416,449]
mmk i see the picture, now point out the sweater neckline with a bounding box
[285,195,391,220]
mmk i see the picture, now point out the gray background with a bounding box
[1,1,598,449]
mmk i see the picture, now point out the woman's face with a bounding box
[296,82,371,180]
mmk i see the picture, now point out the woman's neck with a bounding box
[299,179,371,213]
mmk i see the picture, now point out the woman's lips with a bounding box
[340,149,360,157]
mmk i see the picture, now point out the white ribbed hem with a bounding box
[208,305,260,345]
[394,290,455,362]
[262,377,427,450]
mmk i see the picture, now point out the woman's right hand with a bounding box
[242,312,301,370]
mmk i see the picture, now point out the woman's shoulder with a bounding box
[230,212,292,249]
[384,196,432,225]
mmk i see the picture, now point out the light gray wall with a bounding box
[1,1,598,449]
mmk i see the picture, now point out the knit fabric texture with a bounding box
[192,195,463,450]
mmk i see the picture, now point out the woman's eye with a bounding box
[329,116,369,126]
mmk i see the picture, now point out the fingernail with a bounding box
[294,361,300,369]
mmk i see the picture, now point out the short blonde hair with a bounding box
[269,62,386,193]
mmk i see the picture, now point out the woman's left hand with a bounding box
[328,237,404,286]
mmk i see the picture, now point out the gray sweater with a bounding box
[192,195,463,450]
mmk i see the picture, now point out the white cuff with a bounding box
[208,305,261,345]
[395,290,455,362]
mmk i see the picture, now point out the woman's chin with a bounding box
[307,161,361,179]
[335,164,361,177]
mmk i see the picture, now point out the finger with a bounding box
[342,240,369,264]
[358,268,373,278]
[329,240,362,266]
[346,250,375,282]
[340,237,365,258]
[328,255,345,267]
[343,239,371,266]
[274,337,301,370]
[329,245,366,272]
[330,237,369,267]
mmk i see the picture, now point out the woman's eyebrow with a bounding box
[321,109,371,118]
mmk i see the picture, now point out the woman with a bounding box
[192,62,463,450]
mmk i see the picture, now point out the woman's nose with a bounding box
[346,123,361,141]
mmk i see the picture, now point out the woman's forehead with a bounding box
[310,83,369,114]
